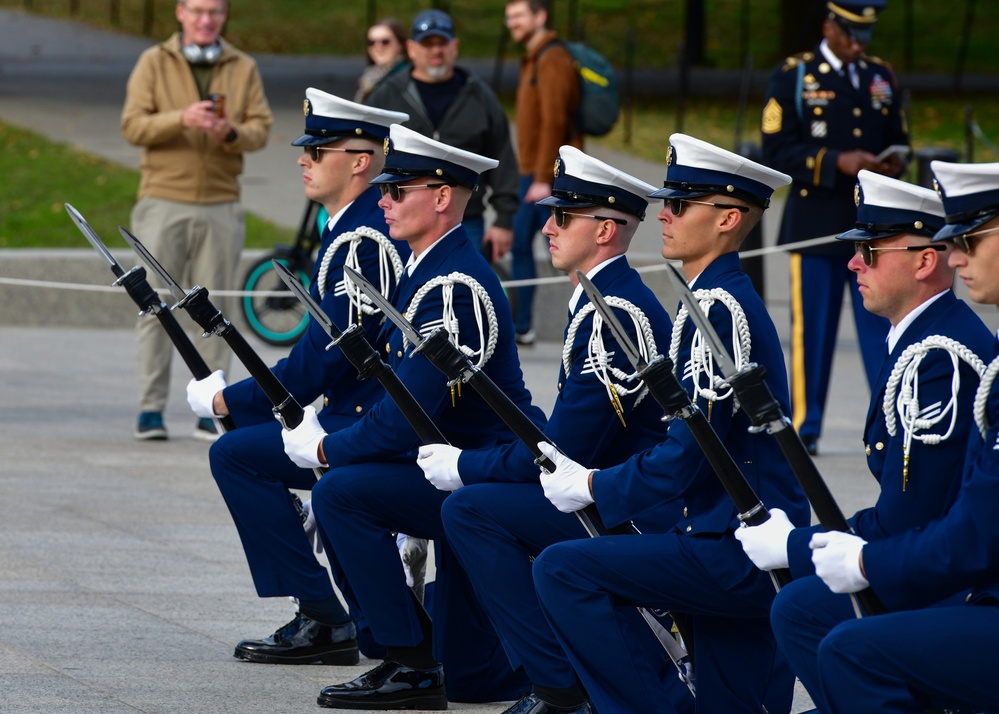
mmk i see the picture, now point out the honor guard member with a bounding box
[419,146,688,714]
[185,89,409,665]
[532,134,810,714]
[281,124,545,709]
[734,170,995,713]
[761,0,908,455]
[779,161,999,714]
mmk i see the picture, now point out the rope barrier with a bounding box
[0,234,842,295]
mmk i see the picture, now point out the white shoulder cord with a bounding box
[883,335,987,490]
[316,227,404,327]
[403,272,499,369]
[668,288,752,416]
[562,298,658,423]
[974,355,999,439]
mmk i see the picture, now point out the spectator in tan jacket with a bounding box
[505,0,580,346]
[121,0,273,442]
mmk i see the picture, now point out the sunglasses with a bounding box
[663,197,749,217]
[854,241,946,267]
[952,226,999,255]
[377,183,450,201]
[551,207,627,228]
[305,146,374,162]
[367,37,394,47]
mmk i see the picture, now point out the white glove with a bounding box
[300,498,323,555]
[810,531,870,594]
[280,405,327,470]
[417,444,464,492]
[538,441,594,513]
[734,507,794,571]
[186,369,226,418]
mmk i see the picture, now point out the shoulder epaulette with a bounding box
[781,51,813,72]
[865,55,892,69]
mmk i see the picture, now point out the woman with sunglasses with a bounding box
[736,169,995,713]
[354,18,408,104]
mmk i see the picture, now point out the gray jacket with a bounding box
[367,66,519,229]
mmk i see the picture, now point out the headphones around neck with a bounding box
[182,39,222,66]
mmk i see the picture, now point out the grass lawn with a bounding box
[0,122,294,249]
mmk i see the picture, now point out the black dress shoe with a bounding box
[502,693,591,714]
[317,660,447,710]
[234,612,358,665]
[802,434,819,457]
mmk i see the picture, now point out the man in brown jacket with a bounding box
[121,0,273,442]
[505,0,581,345]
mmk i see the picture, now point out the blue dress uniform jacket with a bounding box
[310,226,544,703]
[221,187,405,427]
[533,252,810,714]
[457,256,672,483]
[440,257,686,696]
[762,45,908,256]
[784,292,996,576]
[799,346,999,714]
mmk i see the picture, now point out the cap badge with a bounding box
[553,157,561,179]
[932,178,943,200]
[665,145,674,166]
[383,137,391,155]
[854,184,861,207]
[303,100,310,116]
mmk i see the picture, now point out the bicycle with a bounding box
[240,200,321,346]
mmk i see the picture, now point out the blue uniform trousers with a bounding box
[209,413,359,603]
[534,532,794,714]
[511,174,550,334]
[773,576,999,713]
[790,252,888,439]
[312,461,531,703]
[441,484,589,690]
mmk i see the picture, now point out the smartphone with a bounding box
[208,93,226,118]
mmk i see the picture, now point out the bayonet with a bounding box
[118,226,310,441]
[347,266,695,693]
[662,262,885,617]
[65,204,237,431]
[272,260,448,447]
[578,271,791,589]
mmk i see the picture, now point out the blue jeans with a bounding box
[511,175,550,334]
[462,216,485,253]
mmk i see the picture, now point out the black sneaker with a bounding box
[135,411,167,441]
[192,417,219,443]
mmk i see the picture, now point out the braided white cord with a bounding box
[883,337,987,457]
[316,227,404,326]
[561,298,659,408]
[668,288,752,413]
[403,272,499,368]
[974,355,999,438]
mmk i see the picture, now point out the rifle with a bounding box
[577,271,791,590]
[345,265,696,696]
[66,204,236,433]
[663,263,886,617]
[118,226,321,479]
[271,260,447,447]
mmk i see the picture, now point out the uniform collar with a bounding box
[569,254,625,314]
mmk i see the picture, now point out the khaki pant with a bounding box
[131,196,244,413]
